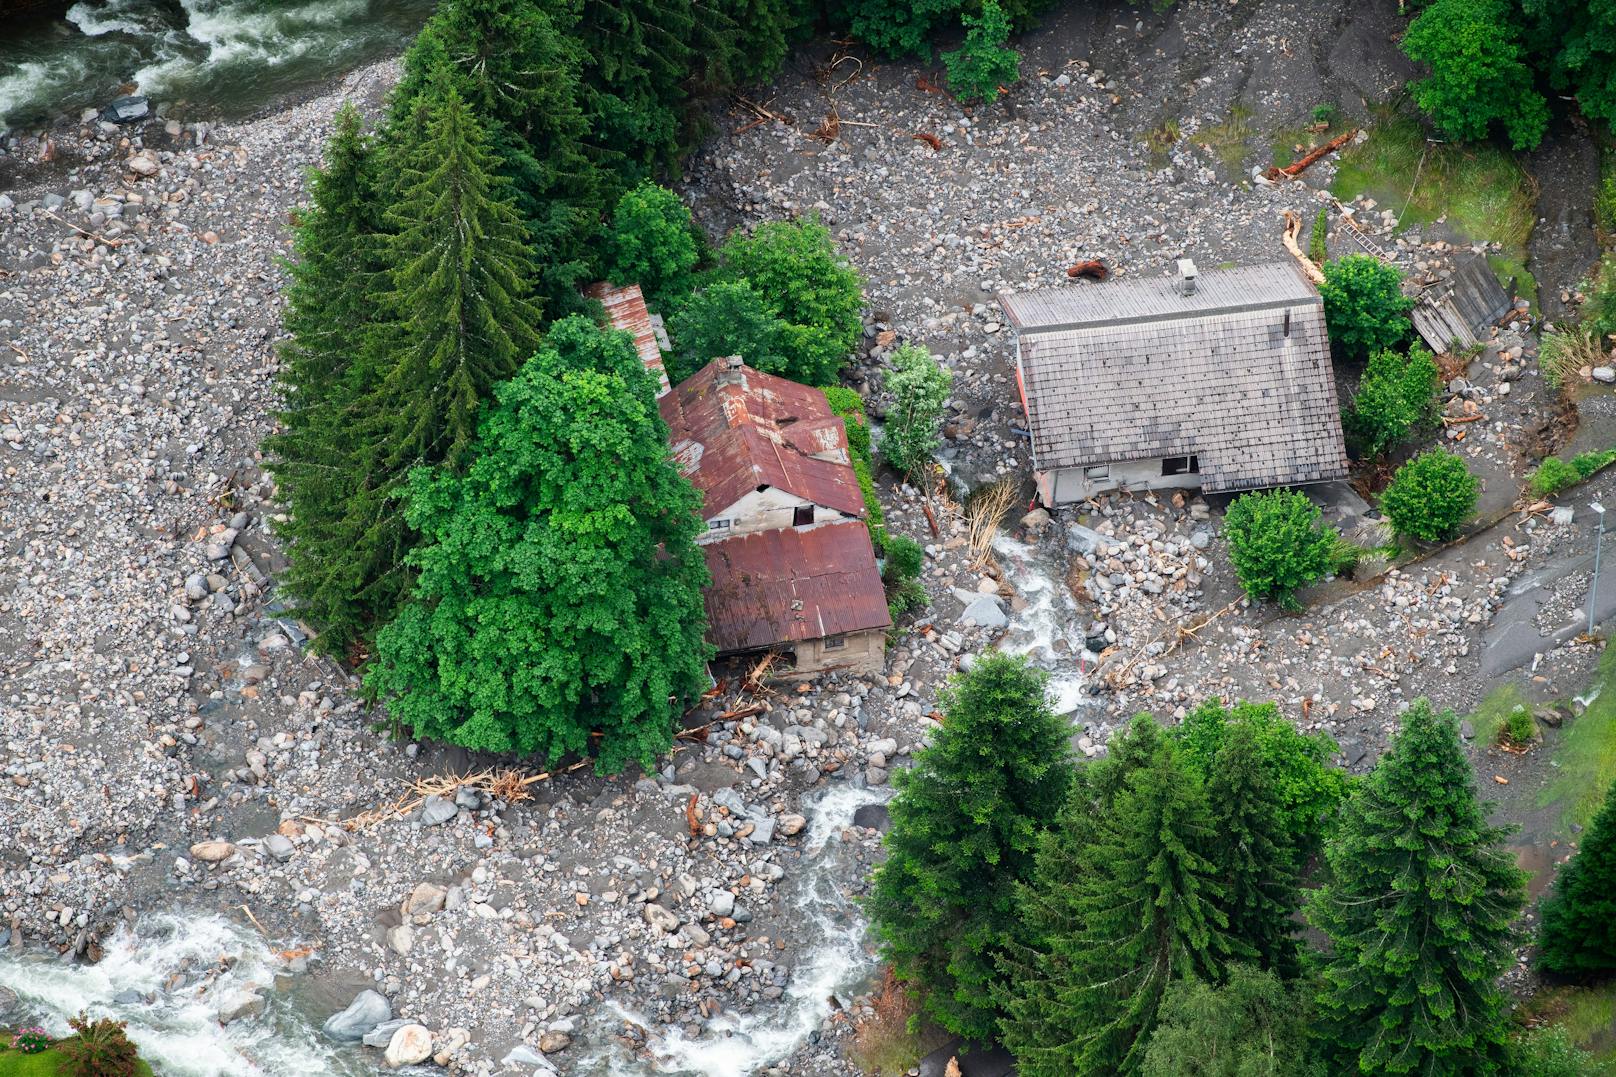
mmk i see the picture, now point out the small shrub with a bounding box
[1319,255,1414,361]
[1224,489,1338,611]
[883,534,925,584]
[1327,533,1364,576]
[942,0,1021,104]
[1344,344,1440,458]
[57,1013,142,1077]
[1599,152,1616,237]
[1308,207,1328,265]
[1312,103,1339,126]
[1509,1026,1604,1077]
[11,1026,51,1054]
[821,386,886,545]
[1503,706,1536,746]
[888,577,928,623]
[1574,449,1616,479]
[1381,450,1479,543]
[1532,457,1580,497]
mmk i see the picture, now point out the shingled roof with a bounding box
[659,358,866,519]
[999,261,1348,493]
[700,521,891,652]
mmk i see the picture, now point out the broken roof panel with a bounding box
[1002,261,1348,493]
[584,281,671,397]
[700,520,891,653]
[660,358,866,518]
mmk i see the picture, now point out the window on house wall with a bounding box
[708,519,730,530]
[823,635,847,651]
[793,505,815,526]
[1161,455,1200,477]
[1084,464,1110,481]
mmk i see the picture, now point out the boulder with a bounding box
[403,881,447,916]
[777,813,807,837]
[418,795,457,826]
[188,841,236,863]
[322,989,392,1043]
[101,95,150,123]
[384,1024,432,1068]
[215,988,265,1025]
[960,595,1008,628]
[1596,367,1616,384]
[362,1018,410,1048]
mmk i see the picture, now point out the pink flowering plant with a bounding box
[10,1025,51,1053]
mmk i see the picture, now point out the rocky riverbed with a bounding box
[0,0,1606,1073]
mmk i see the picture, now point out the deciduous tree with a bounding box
[1403,0,1549,150]
[367,317,711,774]
[666,280,792,383]
[1381,449,1478,543]
[865,654,1074,1041]
[942,0,1021,103]
[603,182,701,306]
[1223,489,1338,610]
[1345,344,1441,459]
[1308,699,1526,1075]
[879,344,953,480]
[1319,255,1413,361]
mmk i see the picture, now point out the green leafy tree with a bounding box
[717,216,864,386]
[1345,344,1441,458]
[1001,719,1235,1076]
[1169,699,1347,868]
[603,182,701,306]
[1319,255,1413,361]
[1223,489,1338,610]
[838,0,1059,59]
[822,385,886,543]
[866,654,1074,1040]
[1403,0,1549,151]
[1538,779,1616,974]
[942,0,1021,103]
[282,89,545,655]
[1522,0,1616,127]
[1140,966,1323,1077]
[390,0,603,310]
[1308,699,1527,1075]
[1205,724,1303,976]
[368,317,711,774]
[879,344,953,479]
[666,279,793,383]
[1381,449,1478,542]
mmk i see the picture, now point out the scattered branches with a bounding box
[966,479,1018,571]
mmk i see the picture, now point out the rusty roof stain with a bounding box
[700,520,891,653]
[584,281,670,397]
[659,358,866,519]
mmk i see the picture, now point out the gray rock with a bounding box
[1190,530,1211,550]
[322,989,391,1043]
[748,816,775,844]
[263,834,295,862]
[1066,524,1108,555]
[102,95,150,123]
[960,595,1008,628]
[643,903,680,932]
[184,573,208,600]
[453,785,482,810]
[853,803,891,831]
[707,890,735,918]
[361,1018,410,1048]
[1595,366,1616,384]
[1551,506,1575,526]
[418,795,457,826]
[215,988,265,1025]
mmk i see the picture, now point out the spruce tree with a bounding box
[864,654,1074,1041]
[367,316,711,773]
[1000,718,1235,1076]
[1538,778,1616,974]
[265,105,388,656]
[1205,723,1301,977]
[574,0,696,190]
[1308,699,1526,1075]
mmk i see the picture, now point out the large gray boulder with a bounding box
[322,989,392,1043]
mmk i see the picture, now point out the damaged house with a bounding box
[999,259,1349,506]
[659,357,891,674]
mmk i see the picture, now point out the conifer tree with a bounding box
[574,0,696,190]
[1538,779,1616,974]
[1001,718,1234,1076]
[265,105,388,656]
[281,86,544,654]
[864,654,1074,1041]
[1206,723,1301,977]
[367,316,711,774]
[1308,699,1526,1075]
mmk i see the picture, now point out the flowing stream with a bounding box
[0,0,434,129]
[992,531,1097,717]
[0,913,373,1075]
[586,782,891,1077]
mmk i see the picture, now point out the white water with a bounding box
[590,783,892,1077]
[991,532,1093,715]
[0,913,370,1076]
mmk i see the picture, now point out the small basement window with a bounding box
[1161,455,1200,477]
[708,519,730,530]
[1083,464,1110,481]
[793,505,815,526]
[822,635,847,651]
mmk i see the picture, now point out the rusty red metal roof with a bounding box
[658,358,865,519]
[701,520,891,653]
[584,281,671,397]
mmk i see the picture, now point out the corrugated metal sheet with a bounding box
[701,520,891,653]
[1007,263,1348,493]
[999,261,1320,332]
[659,359,866,519]
[584,281,671,397]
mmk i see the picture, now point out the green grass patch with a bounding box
[1488,253,1537,309]
[0,1045,155,1076]
[1525,983,1616,1064]
[1331,110,1537,299]
[1140,117,1181,167]
[1538,645,1616,830]
[1198,105,1256,179]
[1466,681,1529,748]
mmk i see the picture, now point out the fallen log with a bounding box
[1280,210,1327,285]
[1263,128,1357,181]
[1066,258,1109,281]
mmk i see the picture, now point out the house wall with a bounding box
[1041,458,1204,506]
[793,629,887,675]
[698,487,856,544]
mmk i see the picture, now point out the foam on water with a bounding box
[0,913,370,1077]
[588,782,891,1076]
[991,531,1091,714]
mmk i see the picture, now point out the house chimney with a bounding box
[717,354,745,386]
[1176,258,1198,297]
